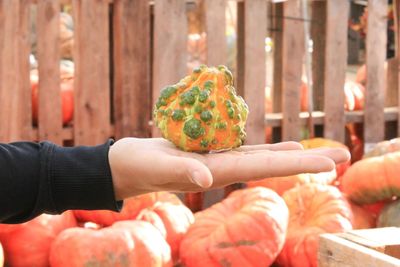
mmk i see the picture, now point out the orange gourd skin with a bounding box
[0,211,77,267]
[341,152,400,204]
[277,184,353,267]
[74,192,180,226]
[180,187,289,267]
[154,65,248,152]
[137,202,194,262]
[50,221,172,267]
[300,138,351,177]
[349,202,376,229]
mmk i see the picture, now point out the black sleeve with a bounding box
[0,140,122,224]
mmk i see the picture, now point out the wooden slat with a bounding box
[73,0,111,145]
[281,0,303,141]
[319,233,400,267]
[311,0,326,111]
[364,0,388,149]
[204,0,226,66]
[113,0,151,139]
[323,0,349,143]
[241,0,267,145]
[265,107,400,127]
[0,0,31,142]
[386,58,398,107]
[272,2,283,113]
[395,0,400,135]
[236,1,244,97]
[152,0,187,136]
[37,0,62,144]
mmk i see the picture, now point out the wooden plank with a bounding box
[311,0,326,111]
[395,0,400,136]
[73,0,111,145]
[281,0,303,141]
[37,0,62,144]
[386,57,398,107]
[152,0,187,137]
[272,2,283,113]
[236,1,244,97]
[319,233,400,267]
[364,0,388,149]
[0,0,31,142]
[204,0,226,66]
[323,0,349,143]
[241,0,267,145]
[113,0,151,139]
[265,107,399,127]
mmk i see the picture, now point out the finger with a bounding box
[205,152,336,186]
[158,156,213,189]
[228,147,350,164]
[235,141,304,152]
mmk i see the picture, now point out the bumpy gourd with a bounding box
[154,65,248,152]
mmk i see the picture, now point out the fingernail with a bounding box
[190,171,205,187]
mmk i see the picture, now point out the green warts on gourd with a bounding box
[153,65,249,152]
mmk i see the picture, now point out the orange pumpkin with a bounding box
[0,211,76,267]
[300,138,351,177]
[341,152,400,204]
[246,170,336,196]
[349,202,376,229]
[50,221,172,267]
[180,187,288,267]
[74,192,180,226]
[154,65,249,152]
[277,184,352,267]
[137,201,194,262]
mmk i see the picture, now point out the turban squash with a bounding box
[0,211,76,267]
[341,152,400,204]
[180,187,288,267]
[154,65,248,152]
[277,184,353,267]
[49,220,172,267]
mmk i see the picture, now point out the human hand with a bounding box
[108,138,350,200]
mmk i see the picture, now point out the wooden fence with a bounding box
[0,0,399,207]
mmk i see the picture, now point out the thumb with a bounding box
[168,156,213,188]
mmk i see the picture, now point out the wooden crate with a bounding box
[319,227,400,267]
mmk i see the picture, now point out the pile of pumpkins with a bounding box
[0,137,399,267]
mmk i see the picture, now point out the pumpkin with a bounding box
[180,187,289,267]
[0,211,76,267]
[31,69,74,126]
[341,152,400,204]
[137,201,194,262]
[74,192,180,226]
[349,202,376,229]
[50,220,172,267]
[377,199,400,227]
[300,138,350,177]
[246,170,336,196]
[363,137,400,158]
[277,184,353,267]
[153,65,248,152]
